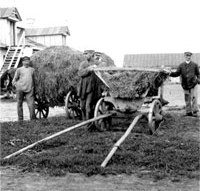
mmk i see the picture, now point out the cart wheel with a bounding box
[65,91,81,119]
[148,99,163,134]
[35,98,49,119]
[94,98,114,131]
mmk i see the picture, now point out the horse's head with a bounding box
[0,68,16,94]
[0,70,9,92]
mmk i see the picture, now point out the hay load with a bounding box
[98,70,168,99]
[31,46,115,107]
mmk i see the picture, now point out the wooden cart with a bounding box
[34,86,81,120]
[65,67,167,134]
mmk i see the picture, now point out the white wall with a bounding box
[27,35,64,46]
[0,19,11,46]
[0,48,7,69]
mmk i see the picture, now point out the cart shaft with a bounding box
[93,67,161,72]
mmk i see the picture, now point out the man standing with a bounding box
[78,50,102,121]
[169,52,200,117]
[12,56,36,121]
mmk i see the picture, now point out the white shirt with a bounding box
[12,66,35,92]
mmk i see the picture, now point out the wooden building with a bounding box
[0,7,70,75]
[0,7,22,46]
[0,7,44,74]
[0,7,23,71]
[25,26,70,47]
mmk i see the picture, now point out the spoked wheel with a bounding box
[94,98,114,131]
[65,91,82,119]
[148,99,163,134]
[35,97,49,119]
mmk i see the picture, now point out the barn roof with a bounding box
[25,26,70,37]
[0,7,22,21]
[123,53,200,68]
[25,37,46,49]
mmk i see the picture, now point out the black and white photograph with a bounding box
[0,0,200,190]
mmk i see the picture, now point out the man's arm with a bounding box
[32,69,36,95]
[169,65,181,77]
[195,64,200,84]
[12,69,19,86]
[78,61,91,77]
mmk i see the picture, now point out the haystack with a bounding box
[31,46,115,107]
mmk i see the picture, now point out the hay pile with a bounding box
[31,46,115,107]
[97,52,115,67]
[98,70,168,99]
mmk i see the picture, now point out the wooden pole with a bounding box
[101,114,143,168]
[93,67,161,72]
[3,114,112,160]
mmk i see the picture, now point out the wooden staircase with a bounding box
[0,32,25,76]
[0,46,24,75]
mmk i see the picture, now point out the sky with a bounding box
[1,0,200,66]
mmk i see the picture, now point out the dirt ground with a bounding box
[1,84,200,122]
[1,165,199,191]
[0,84,200,191]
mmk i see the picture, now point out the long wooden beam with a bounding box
[101,114,143,168]
[93,67,161,72]
[3,114,113,160]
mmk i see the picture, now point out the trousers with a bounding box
[80,91,94,120]
[183,85,199,114]
[16,88,36,121]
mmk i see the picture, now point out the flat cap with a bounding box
[184,52,192,56]
[22,56,31,61]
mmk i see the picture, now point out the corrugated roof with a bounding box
[123,53,200,68]
[25,26,70,36]
[0,7,22,21]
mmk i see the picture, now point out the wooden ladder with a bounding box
[0,33,25,76]
[0,46,24,74]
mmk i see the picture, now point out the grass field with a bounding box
[1,111,199,178]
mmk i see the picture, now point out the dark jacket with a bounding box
[78,72,94,99]
[78,61,102,101]
[170,61,200,90]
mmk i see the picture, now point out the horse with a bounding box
[0,68,17,97]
